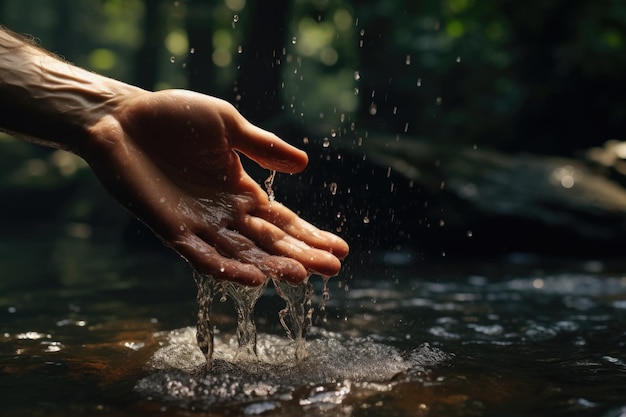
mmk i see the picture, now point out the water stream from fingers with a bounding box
[193,271,314,365]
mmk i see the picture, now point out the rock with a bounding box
[322,135,626,257]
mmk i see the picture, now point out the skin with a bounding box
[0,28,349,286]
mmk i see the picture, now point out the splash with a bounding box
[264,169,277,201]
[137,327,449,412]
[193,270,316,365]
[272,278,314,361]
[223,279,268,362]
[193,270,215,363]
[193,271,267,365]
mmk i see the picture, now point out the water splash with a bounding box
[193,270,215,363]
[136,327,448,412]
[223,279,268,362]
[272,278,314,361]
[193,272,267,365]
[264,169,277,201]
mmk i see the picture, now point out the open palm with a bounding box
[83,90,348,286]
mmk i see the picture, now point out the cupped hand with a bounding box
[83,89,348,286]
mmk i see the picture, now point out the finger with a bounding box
[210,228,309,284]
[231,121,308,174]
[239,215,343,277]
[170,234,266,286]
[258,202,350,259]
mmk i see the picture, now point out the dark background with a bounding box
[2,0,626,264]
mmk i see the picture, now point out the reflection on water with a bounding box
[1,230,626,416]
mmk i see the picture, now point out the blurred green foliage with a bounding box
[0,0,625,229]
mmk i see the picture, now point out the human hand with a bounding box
[82,90,348,286]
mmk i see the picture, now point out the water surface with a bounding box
[1,228,626,416]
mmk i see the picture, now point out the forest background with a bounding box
[1,0,625,260]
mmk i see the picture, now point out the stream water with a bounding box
[1,228,626,416]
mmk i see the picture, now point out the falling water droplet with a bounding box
[233,14,239,22]
[319,275,331,315]
[363,216,370,224]
[170,56,176,63]
[291,36,297,44]
[405,54,411,65]
[330,129,337,138]
[369,103,378,115]
[237,45,243,54]
[329,182,338,195]
[436,96,443,105]
[456,56,461,63]
[467,230,473,237]
[322,138,330,148]
[354,70,361,81]
[417,78,422,87]
[264,170,277,202]
[190,47,195,54]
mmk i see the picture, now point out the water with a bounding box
[193,271,314,365]
[1,229,626,416]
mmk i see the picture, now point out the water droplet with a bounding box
[237,45,243,54]
[330,129,337,138]
[439,219,445,227]
[467,230,473,237]
[456,56,461,63]
[436,96,442,105]
[405,54,411,65]
[233,14,239,22]
[190,47,195,54]
[170,56,176,63]
[354,87,360,95]
[291,36,297,44]
[329,182,338,195]
[322,138,330,148]
[369,103,378,115]
[417,78,422,87]
[363,216,370,224]
[353,71,361,81]
[303,137,309,144]
[264,170,277,202]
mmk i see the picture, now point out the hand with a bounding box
[82,90,348,286]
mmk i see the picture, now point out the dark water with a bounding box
[1,227,626,416]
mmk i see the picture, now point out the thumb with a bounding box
[231,121,308,174]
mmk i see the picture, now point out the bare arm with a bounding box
[0,28,139,152]
[0,27,348,285]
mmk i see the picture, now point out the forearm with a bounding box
[0,27,142,155]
